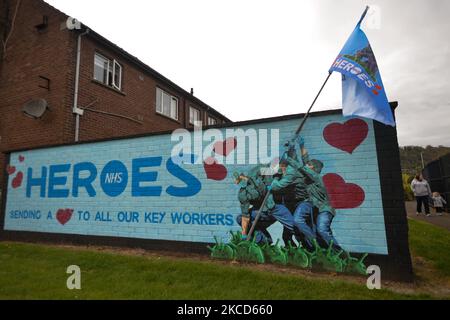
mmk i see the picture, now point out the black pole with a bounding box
[247,72,333,240]
[357,6,370,26]
[294,72,332,135]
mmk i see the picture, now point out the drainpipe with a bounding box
[73,28,90,142]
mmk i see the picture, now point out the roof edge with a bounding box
[3,108,342,154]
[3,102,399,154]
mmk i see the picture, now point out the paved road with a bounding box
[405,201,450,231]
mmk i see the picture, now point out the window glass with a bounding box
[162,92,171,116]
[156,88,162,113]
[94,54,109,84]
[208,117,217,125]
[190,107,201,124]
[171,98,178,120]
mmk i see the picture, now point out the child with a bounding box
[432,192,447,216]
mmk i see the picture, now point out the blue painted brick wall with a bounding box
[3,113,388,254]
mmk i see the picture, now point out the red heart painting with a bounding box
[56,209,74,225]
[213,137,237,156]
[19,155,25,162]
[323,118,368,154]
[203,157,228,181]
[323,173,365,209]
[12,171,23,189]
[6,165,16,175]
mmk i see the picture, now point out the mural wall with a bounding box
[2,113,388,255]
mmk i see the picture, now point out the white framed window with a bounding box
[93,53,122,91]
[156,87,179,120]
[207,116,217,126]
[189,106,201,125]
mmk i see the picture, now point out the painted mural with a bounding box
[3,114,388,274]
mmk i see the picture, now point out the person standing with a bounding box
[410,174,432,217]
[431,192,447,216]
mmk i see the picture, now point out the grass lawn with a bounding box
[0,219,449,300]
[408,219,450,279]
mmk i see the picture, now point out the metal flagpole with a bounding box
[357,6,370,26]
[294,72,332,135]
[246,72,333,240]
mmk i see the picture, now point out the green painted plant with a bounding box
[261,240,288,265]
[207,236,235,260]
[209,232,368,276]
[345,253,368,275]
[312,240,346,273]
[285,242,310,268]
[227,231,265,264]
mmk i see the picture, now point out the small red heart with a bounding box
[19,155,25,162]
[323,119,368,154]
[56,209,74,225]
[6,165,16,175]
[323,173,365,209]
[203,157,228,181]
[12,172,23,189]
[213,137,237,156]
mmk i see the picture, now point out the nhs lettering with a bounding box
[26,155,202,199]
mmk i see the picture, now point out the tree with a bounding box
[402,173,414,201]
[399,145,450,176]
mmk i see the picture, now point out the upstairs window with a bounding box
[189,106,201,125]
[156,88,178,120]
[94,53,122,91]
[207,116,217,126]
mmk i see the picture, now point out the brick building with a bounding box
[0,0,231,190]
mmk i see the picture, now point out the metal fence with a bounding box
[423,153,450,210]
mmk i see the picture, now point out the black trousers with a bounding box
[416,195,430,214]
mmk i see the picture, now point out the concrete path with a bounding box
[405,201,450,231]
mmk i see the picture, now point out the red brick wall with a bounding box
[0,0,229,189]
[76,38,225,141]
[0,0,74,189]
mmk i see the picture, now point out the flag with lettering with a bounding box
[329,8,395,126]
